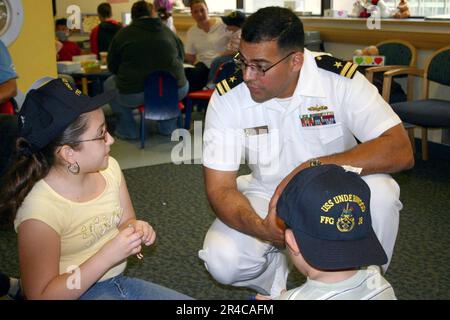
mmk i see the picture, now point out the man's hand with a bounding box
[268,162,309,221]
[262,206,286,248]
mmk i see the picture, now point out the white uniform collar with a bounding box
[295,48,327,98]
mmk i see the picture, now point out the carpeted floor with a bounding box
[0,156,449,300]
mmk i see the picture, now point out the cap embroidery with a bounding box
[62,78,73,91]
[321,193,366,213]
[336,203,355,232]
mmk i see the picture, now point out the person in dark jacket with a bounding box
[104,1,188,139]
[90,3,122,57]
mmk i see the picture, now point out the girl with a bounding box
[0,78,191,300]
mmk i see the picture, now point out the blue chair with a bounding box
[382,45,450,160]
[184,61,239,130]
[138,70,183,149]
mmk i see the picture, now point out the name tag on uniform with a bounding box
[300,112,336,127]
[244,125,269,136]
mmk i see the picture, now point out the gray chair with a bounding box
[382,45,450,160]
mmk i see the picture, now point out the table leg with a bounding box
[81,77,88,95]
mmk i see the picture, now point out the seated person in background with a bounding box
[105,0,188,140]
[157,7,176,33]
[90,2,122,58]
[206,10,246,88]
[270,164,397,300]
[55,18,81,61]
[0,39,17,111]
[184,0,230,91]
[0,78,192,300]
[154,0,176,32]
[0,39,18,177]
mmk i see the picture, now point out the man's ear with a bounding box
[291,51,304,72]
[285,229,300,256]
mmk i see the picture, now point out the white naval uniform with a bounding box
[199,49,403,297]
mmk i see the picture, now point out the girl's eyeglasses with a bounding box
[60,130,108,146]
[70,131,108,144]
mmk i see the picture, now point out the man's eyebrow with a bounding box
[240,53,270,64]
[250,58,270,64]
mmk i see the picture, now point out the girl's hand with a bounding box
[127,220,156,247]
[101,227,144,265]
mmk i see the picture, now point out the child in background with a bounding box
[90,2,122,57]
[157,7,177,33]
[154,0,176,32]
[55,18,81,61]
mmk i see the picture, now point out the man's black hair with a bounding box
[97,2,112,19]
[131,0,153,20]
[242,7,304,53]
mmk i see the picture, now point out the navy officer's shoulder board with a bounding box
[215,71,243,96]
[315,55,358,79]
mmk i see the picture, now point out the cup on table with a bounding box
[99,52,108,66]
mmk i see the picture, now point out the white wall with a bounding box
[56,0,134,22]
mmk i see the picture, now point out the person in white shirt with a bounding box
[206,10,246,88]
[199,6,413,298]
[184,0,230,91]
[270,164,397,300]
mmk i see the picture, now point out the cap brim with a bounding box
[83,89,117,114]
[294,228,388,270]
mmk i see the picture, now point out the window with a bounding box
[408,0,450,16]
[333,0,450,17]
[203,0,450,16]
[243,0,321,14]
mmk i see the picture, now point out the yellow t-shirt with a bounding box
[14,157,126,282]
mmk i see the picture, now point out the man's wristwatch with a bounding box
[308,158,322,167]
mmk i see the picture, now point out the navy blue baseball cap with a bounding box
[277,164,387,270]
[18,78,116,152]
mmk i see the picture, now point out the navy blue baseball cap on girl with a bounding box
[18,78,116,152]
[276,164,387,270]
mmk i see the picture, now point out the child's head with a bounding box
[55,18,69,41]
[97,2,113,20]
[221,11,246,31]
[0,79,116,222]
[157,7,171,21]
[277,164,387,272]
